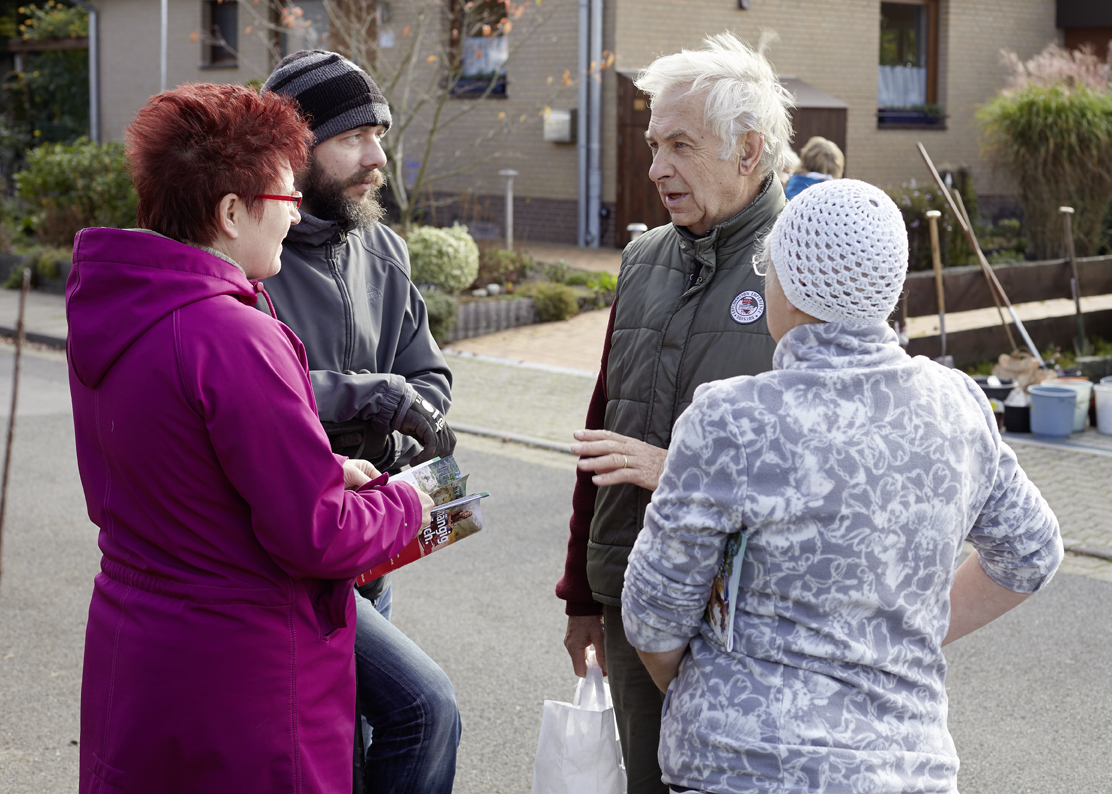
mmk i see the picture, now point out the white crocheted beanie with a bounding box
[769,179,908,325]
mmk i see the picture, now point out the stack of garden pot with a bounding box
[978,368,1112,439]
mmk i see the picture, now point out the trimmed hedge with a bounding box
[407,223,480,294]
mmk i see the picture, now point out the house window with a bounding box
[449,0,508,98]
[203,0,238,67]
[878,0,942,128]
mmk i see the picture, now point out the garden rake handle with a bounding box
[1060,207,1088,353]
[917,142,1042,366]
[925,210,947,357]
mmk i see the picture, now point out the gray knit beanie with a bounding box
[263,50,392,146]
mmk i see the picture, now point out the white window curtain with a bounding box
[461,35,508,77]
[878,65,926,107]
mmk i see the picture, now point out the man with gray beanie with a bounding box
[262,50,459,794]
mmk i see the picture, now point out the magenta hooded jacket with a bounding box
[66,228,421,793]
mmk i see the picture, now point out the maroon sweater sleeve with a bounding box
[554,296,618,616]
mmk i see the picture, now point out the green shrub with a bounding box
[6,3,90,146]
[884,179,974,271]
[475,248,533,287]
[15,137,137,247]
[19,2,88,40]
[407,223,480,294]
[539,259,571,284]
[980,217,1027,263]
[421,290,459,345]
[564,270,591,286]
[3,244,70,289]
[521,282,580,322]
[588,271,617,306]
[588,271,617,292]
[36,245,70,279]
[979,44,1112,259]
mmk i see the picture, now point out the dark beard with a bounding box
[301,156,387,231]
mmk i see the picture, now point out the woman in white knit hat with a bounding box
[620,179,1063,794]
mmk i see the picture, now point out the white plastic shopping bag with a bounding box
[531,648,627,794]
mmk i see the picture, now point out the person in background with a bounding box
[778,147,800,189]
[67,83,434,793]
[556,32,793,794]
[622,179,1063,794]
[783,135,844,199]
[262,50,460,794]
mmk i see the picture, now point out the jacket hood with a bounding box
[67,228,259,388]
[285,210,346,247]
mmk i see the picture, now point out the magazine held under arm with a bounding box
[705,531,748,652]
[355,455,487,585]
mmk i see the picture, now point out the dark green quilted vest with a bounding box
[586,176,785,605]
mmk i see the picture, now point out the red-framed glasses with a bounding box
[254,193,303,209]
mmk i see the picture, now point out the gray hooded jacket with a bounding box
[260,211,453,471]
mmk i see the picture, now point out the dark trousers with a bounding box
[351,587,460,794]
[603,604,669,794]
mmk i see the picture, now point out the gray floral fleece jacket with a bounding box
[622,322,1062,794]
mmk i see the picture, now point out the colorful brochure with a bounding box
[705,531,747,652]
[355,455,487,584]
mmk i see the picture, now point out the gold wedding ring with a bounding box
[623,454,629,469]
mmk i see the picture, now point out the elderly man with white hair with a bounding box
[555,33,793,794]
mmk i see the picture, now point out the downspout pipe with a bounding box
[586,0,603,248]
[576,0,589,247]
[70,1,98,143]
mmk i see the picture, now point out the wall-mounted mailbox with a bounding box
[544,108,577,143]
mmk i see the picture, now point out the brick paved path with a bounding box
[1007,441,1112,583]
[5,289,1110,581]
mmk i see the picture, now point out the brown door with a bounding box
[789,107,848,172]
[616,72,671,248]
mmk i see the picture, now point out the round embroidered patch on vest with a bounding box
[730,290,765,324]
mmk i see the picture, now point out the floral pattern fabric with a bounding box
[622,322,1062,794]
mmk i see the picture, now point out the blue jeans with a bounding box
[354,586,460,794]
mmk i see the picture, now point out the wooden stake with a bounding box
[1060,206,1090,356]
[0,268,31,595]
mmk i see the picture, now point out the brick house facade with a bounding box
[95,0,1085,248]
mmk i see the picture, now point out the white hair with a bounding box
[635,32,794,175]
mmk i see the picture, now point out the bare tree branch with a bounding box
[218,0,588,233]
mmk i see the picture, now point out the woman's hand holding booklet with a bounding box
[355,455,489,584]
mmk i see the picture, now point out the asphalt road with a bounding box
[0,343,1109,793]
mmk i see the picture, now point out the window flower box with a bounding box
[877,106,947,129]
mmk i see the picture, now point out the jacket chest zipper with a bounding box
[328,243,356,370]
[642,255,710,441]
[669,258,713,427]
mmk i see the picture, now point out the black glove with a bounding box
[327,370,391,462]
[321,418,388,461]
[395,387,456,466]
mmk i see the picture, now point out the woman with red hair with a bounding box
[66,83,432,793]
